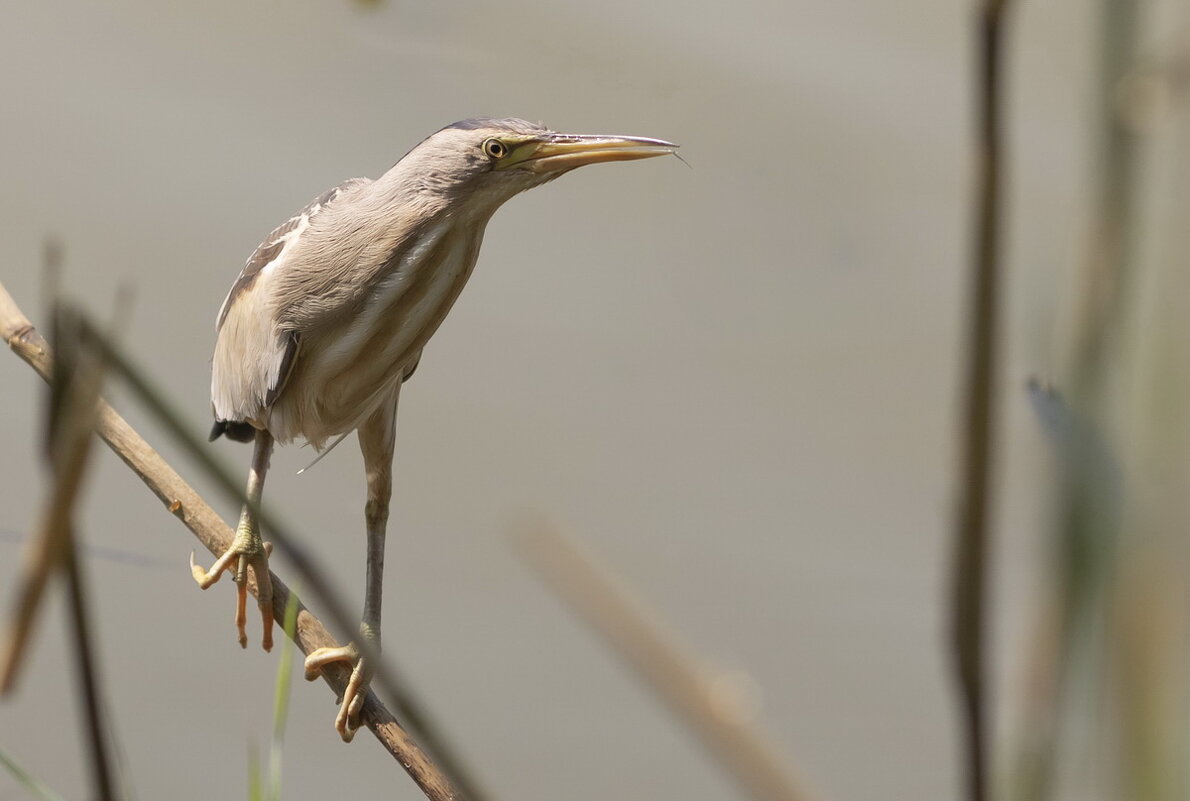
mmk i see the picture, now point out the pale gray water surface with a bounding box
[0,1,1094,799]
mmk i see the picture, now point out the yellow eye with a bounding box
[483,138,508,159]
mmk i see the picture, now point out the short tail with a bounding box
[209,419,258,443]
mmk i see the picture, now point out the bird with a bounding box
[193,117,677,740]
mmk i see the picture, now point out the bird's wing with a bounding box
[211,178,370,423]
[267,178,458,340]
[216,178,371,332]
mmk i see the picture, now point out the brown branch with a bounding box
[951,3,1012,801]
[515,524,818,801]
[0,281,464,801]
[0,308,101,693]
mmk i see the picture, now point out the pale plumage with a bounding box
[196,118,677,741]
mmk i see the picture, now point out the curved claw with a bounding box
[338,672,368,742]
[305,643,370,741]
[190,548,237,589]
[189,540,275,651]
[304,642,358,681]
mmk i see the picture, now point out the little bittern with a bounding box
[196,117,676,740]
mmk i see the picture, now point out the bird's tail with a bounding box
[209,419,258,443]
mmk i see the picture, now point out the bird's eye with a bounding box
[483,139,507,159]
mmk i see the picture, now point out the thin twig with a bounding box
[515,524,817,801]
[269,588,301,801]
[50,304,119,800]
[1011,5,1146,798]
[64,547,116,800]
[0,282,468,801]
[951,3,1012,801]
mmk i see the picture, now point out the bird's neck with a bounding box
[372,156,504,228]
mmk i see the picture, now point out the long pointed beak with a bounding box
[500,133,678,173]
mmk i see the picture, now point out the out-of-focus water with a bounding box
[0,2,1094,799]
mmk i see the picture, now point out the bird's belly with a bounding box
[268,231,481,445]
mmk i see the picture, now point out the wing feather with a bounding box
[211,178,370,424]
[216,178,371,331]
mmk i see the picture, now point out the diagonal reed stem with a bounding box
[516,524,818,801]
[0,282,478,801]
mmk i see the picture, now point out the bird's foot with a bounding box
[190,522,275,651]
[304,640,374,742]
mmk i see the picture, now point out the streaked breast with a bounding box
[272,219,486,440]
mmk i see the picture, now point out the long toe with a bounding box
[190,547,239,589]
[190,538,275,652]
[253,548,275,651]
[304,643,358,681]
[337,657,371,742]
[304,643,370,741]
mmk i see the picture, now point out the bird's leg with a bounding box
[304,387,398,741]
[191,428,275,651]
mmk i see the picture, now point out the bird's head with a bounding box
[397,118,677,212]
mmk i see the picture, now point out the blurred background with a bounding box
[2,1,1188,800]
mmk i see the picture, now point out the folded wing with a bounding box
[211,178,371,429]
